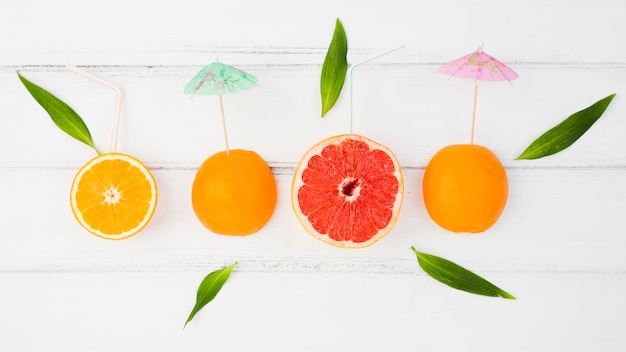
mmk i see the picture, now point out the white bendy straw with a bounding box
[66,65,123,153]
[348,44,405,134]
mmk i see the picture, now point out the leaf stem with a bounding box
[516,93,616,160]
[411,246,515,299]
[320,18,348,118]
[183,261,238,329]
[17,72,100,154]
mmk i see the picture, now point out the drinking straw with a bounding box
[348,44,405,134]
[65,65,123,153]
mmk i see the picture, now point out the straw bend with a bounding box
[65,65,123,153]
[348,45,405,134]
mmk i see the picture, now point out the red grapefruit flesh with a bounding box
[292,134,403,248]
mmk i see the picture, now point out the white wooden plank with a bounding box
[2,0,625,65]
[3,65,625,168]
[2,1,626,350]
[1,168,624,274]
[0,272,625,351]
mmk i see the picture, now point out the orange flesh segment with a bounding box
[71,153,157,239]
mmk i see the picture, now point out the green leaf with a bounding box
[184,261,237,329]
[517,94,615,160]
[17,72,100,154]
[411,247,515,299]
[320,18,348,117]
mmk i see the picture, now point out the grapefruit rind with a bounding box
[291,134,403,248]
[70,153,158,240]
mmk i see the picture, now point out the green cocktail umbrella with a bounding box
[185,62,257,154]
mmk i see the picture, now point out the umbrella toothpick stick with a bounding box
[66,65,123,153]
[348,44,405,134]
[470,79,478,145]
[218,94,231,156]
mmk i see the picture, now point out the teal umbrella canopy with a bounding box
[185,62,257,95]
[184,62,257,155]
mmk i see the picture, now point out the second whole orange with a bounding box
[191,149,277,236]
[422,144,508,233]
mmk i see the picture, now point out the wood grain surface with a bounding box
[1,1,625,351]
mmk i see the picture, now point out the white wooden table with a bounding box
[2,1,625,350]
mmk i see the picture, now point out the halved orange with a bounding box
[70,153,158,240]
[292,134,403,248]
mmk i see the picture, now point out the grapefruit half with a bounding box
[292,134,403,248]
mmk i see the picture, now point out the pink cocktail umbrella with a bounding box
[438,47,519,144]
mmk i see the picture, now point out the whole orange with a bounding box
[422,144,508,233]
[192,149,277,236]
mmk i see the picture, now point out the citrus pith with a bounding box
[70,153,158,240]
[422,144,508,233]
[292,134,403,248]
[191,149,277,236]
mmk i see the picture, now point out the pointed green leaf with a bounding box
[411,247,515,299]
[17,72,100,154]
[517,94,615,160]
[320,18,348,117]
[184,261,237,329]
